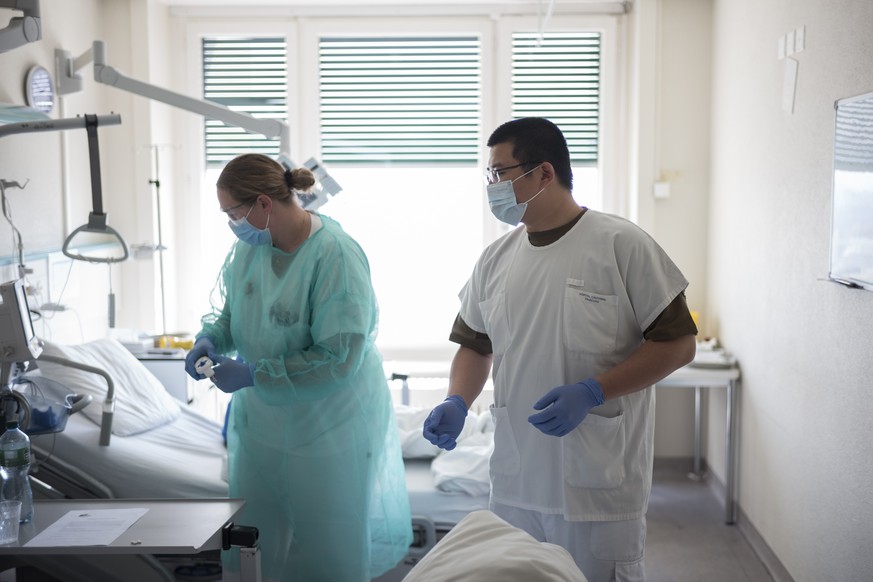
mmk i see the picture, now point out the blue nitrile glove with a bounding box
[208,352,255,394]
[422,395,468,451]
[185,336,215,379]
[528,378,605,437]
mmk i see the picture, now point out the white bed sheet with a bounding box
[404,510,588,582]
[404,458,489,527]
[30,405,229,499]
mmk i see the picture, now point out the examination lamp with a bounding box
[0,114,129,264]
[0,0,41,54]
[55,40,343,210]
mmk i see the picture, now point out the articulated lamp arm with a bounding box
[56,40,341,208]
[91,42,292,155]
[0,0,41,54]
[58,41,291,159]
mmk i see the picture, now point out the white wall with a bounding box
[635,0,714,460]
[0,0,178,342]
[0,0,119,343]
[706,0,873,579]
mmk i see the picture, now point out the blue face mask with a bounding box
[486,165,545,226]
[228,204,272,246]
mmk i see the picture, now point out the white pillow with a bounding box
[404,510,588,582]
[36,338,181,436]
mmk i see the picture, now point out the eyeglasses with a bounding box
[220,201,251,221]
[483,161,541,185]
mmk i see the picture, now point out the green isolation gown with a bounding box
[199,214,411,581]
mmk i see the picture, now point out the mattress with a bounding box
[29,404,229,499]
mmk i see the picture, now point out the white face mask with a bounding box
[486,165,545,226]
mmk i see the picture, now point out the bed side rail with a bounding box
[30,445,115,499]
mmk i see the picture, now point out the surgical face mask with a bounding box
[228,204,272,246]
[486,166,545,226]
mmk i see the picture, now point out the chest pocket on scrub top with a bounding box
[562,280,618,353]
[478,293,510,356]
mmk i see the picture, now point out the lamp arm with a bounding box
[54,40,341,208]
[90,40,292,157]
[0,114,122,139]
[0,0,41,54]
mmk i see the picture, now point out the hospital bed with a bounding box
[12,346,229,580]
[374,403,493,581]
[28,402,228,500]
[18,340,493,581]
[16,338,228,500]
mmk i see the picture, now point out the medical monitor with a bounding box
[0,278,42,364]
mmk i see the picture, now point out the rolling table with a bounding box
[657,361,741,524]
[0,498,260,581]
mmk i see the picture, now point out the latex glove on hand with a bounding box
[528,378,605,437]
[208,352,255,393]
[185,336,215,380]
[422,395,468,451]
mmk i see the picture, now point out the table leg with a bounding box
[725,379,737,524]
[240,546,262,582]
[688,386,705,480]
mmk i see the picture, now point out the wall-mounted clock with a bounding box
[24,65,55,114]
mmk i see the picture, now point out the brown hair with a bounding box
[216,153,316,205]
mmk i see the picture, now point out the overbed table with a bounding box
[0,498,260,581]
[657,362,741,524]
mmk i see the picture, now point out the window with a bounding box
[185,15,616,361]
[202,37,288,167]
[510,30,602,209]
[318,36,481,164]
[511,32,601,165]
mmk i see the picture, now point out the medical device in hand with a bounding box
[195,356,216,379]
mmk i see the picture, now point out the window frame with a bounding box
[496,15,622,216]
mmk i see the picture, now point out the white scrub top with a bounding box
[459,210,689,521]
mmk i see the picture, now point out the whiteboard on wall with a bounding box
[829,90,873,291]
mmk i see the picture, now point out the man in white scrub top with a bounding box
[423,117,698,581]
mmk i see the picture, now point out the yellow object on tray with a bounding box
[154,335,194,350]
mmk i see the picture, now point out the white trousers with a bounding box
[491,501,646,582]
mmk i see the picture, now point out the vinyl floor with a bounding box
[646,462,775,582]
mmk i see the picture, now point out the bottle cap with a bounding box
[4,420,18,429]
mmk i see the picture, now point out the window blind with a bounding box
[202,37,287,167]
[511,32,601,165]
[318,36,481,164]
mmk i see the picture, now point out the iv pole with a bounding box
[149,145,167,336]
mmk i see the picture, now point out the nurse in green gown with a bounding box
[185,153,412,581]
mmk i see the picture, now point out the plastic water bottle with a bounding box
[0,420,34,523]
